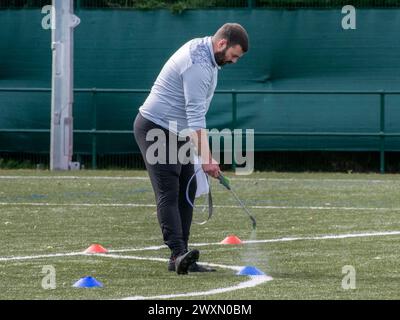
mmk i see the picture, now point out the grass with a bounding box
[0,169,399,299]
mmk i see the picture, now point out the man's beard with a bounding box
[214,48,232,67]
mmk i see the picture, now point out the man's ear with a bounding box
[216,39,228,51]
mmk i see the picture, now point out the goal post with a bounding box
[50,0,80,171]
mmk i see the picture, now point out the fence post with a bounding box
[231,90,237,170]
[91,89,97,169]
[379,91,385,174]
[247,0,255,9]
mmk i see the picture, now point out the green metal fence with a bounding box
[1,87,399,173]
[2,0,400,9]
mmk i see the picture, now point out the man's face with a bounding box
[214,40,244,67]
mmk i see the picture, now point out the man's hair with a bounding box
[214,23,249,53]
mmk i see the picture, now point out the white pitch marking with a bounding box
[0,175,398,184]
[0,176,149,181]
[109,245,168,253]
[89,254,271,300]
[107,243,219,254]
[0,251,271,300]
[108,230,400,253]
[92,253,169,263]
[1,230,399,299]
[1,202,400,212]
[123,275,272,300]
[91,253,243,271]
[0,252,83,262]
[0,202,156,208]
[213,205,400,211]
[88,254,271,300]
[0,251,244,273]
[242,231,400,244]
[1,231,399,261]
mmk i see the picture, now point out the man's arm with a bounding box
[191,128,220,178]
[182,65,220,178]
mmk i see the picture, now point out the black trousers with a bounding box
[133,113,196,257]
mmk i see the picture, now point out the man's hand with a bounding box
[190,128,220,178]
[202,157,221,178]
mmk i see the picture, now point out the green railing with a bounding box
[1,87,400,172]
[2,0,400,9]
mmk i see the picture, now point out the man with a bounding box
[134,23,249,275]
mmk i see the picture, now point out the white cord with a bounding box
[185,167,212,225]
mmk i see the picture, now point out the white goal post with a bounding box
[50,0,80,171]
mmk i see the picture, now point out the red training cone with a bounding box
[84,244,108,254]
[220,235,243,245]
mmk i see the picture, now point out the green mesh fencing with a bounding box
[1,8,400,172]
[1,0,400,9]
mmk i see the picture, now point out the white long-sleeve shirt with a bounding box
[139,36,220,134]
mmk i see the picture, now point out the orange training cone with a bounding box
[84,244,108,254]
[220,235,243,245]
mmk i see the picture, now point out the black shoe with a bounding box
[168,259,176,272]
[188,262,216,273]
[168,260,216,272]
[167,252,182,272]
[175,250,200,275]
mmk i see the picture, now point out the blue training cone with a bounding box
[237,266,265,276]
[73,276,103,288]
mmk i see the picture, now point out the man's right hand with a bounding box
[202,158,221,178]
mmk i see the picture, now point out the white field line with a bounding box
[91,253,243,271]
[108,230,400,253]
[0,252,83,262]
[0,202,156,208]
[109,245,168,253]
[0,251,245,273]
[0,251,243,272]
[107,243,219,253]
[89,254,271,300]
[0,175,398,184]
[123,276,272,300]
[0,176,147,181]
[242,231,400,244]
[1,201,400,212]
[1,231,399,262]
[0,251,271,300]
[1,230,399,299]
